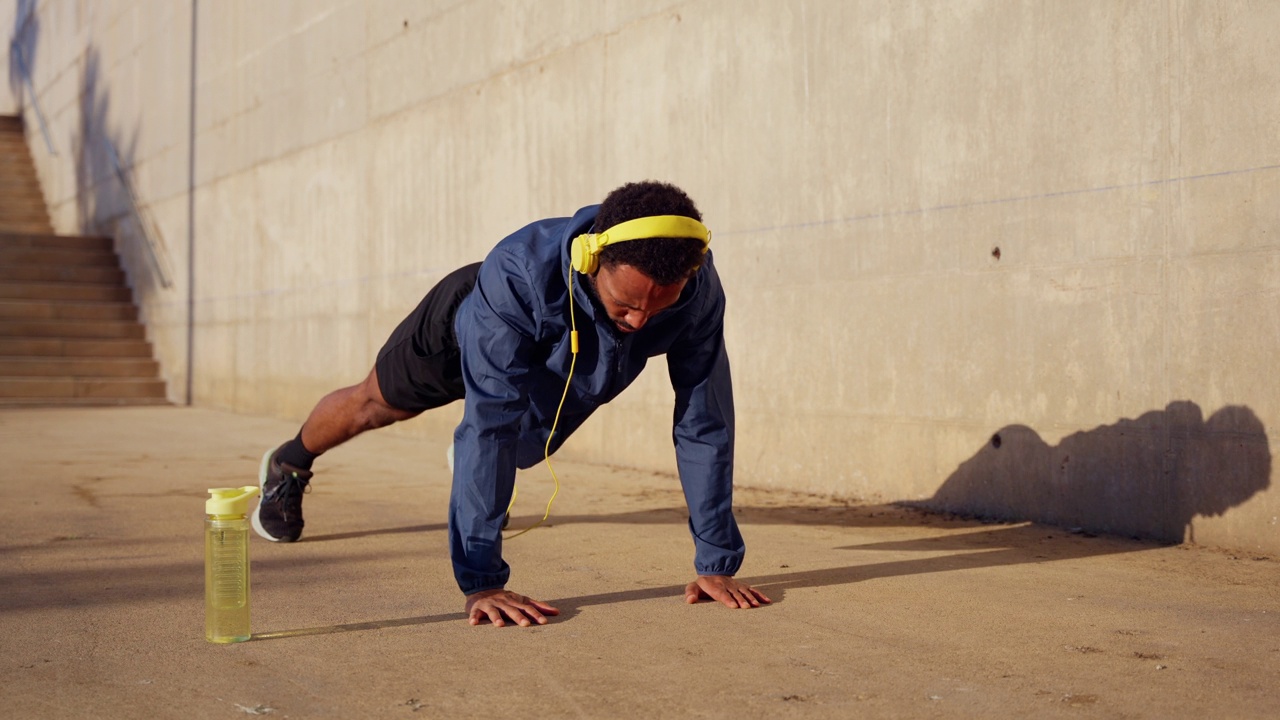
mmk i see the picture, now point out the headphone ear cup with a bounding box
[570,233,598,274]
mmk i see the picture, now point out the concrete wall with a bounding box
[5,0,1278,553]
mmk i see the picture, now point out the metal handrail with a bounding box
[9,38,56,156]
[106,139,175,288]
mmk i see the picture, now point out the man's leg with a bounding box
[297,367,420,455]
[254,261,480,542]
[253,367,419,542]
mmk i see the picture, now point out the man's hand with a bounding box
[684,575,772,608]
[465,589,560,627]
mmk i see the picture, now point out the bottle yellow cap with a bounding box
[206,486,260,516]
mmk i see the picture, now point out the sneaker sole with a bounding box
[251,447,291,542]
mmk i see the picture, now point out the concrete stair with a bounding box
[0,115,168,406]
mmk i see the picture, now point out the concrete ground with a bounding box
[1,406,1277,719]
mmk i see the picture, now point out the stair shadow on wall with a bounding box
[72,45,168,298]
[915,401,1271,544]
[10,11,155,289]
[7,0,39,110]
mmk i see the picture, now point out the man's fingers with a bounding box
[478,600,550,626]
[684,581,702,604]
[518,596,561,617]
[471,601,511,627]
[712,586,738,608]
[529,599,561,616]
[507,597,550,625]
[465,590,559,627]
[735,584,772,607]
[511,601,539,626]
[685,576,775,609]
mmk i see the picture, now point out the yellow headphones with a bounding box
[569,215,711,274]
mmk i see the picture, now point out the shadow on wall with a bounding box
[74,46,133,232]
[10,4,157,295]
[71,45,167,296]
[917,402,1271,544]
[7,0,39,109]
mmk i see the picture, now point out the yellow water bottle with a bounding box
[205,486,260,643]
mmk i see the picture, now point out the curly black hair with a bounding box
[593,181,707,285]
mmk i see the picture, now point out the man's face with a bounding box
[590,264,687,334]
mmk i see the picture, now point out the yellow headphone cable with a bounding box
[503,267,578,540]
[502,215,709,539]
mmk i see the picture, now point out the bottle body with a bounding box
[205,515,252,643]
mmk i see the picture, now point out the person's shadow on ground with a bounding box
[250,401,1270,635]
[917,401,1271,544]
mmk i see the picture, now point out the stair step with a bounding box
[0,300,137,321]
[0,319,146,339]
[0,194,47,206]
[0,337,153,357]
[0,201,49,212]
[0,376,168,399]
[0,233,113,251]
[0,211,54,224]
[0,396,170,407]
[0,265,125,284]
[0,223,55,234]
[0,247,120,266]
[0,357,159,377]
[0,224,53,235]
[0,197,43,205]
[0,116,167,407]
[0,282,132,302]
[0,180,42,189]
[0,214,52,223]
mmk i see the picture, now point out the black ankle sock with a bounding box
[276,431,319,470]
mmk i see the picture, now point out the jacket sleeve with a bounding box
[449,251,541,595]
[666,261,744,577]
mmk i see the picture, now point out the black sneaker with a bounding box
[251,445,314,542]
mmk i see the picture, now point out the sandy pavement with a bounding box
[1,406,1277,719]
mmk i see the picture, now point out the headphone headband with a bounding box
[570,215,711,274]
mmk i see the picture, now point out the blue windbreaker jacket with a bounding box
[448,204,743,595]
